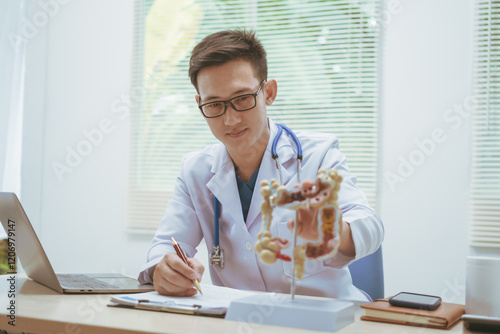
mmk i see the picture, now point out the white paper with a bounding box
[112,284,259,308]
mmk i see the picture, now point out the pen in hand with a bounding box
[171,237,203,295]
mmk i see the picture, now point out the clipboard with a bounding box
[109,295,226,317]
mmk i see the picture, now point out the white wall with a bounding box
[379,0,474,303]
[0,0,26,237]
[16,0,487,301]
[21,0,156,278]
[19,0,211,281]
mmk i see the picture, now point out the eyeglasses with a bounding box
[198,80,266,118]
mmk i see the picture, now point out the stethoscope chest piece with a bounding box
[209,245,224,268]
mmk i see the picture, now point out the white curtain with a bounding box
[0,0,28,238]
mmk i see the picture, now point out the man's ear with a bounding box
[195,95,200,104]
[264,79,278,106]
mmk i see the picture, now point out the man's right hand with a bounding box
[151,253,204,296]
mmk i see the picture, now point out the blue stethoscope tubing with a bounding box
[272,123,303,163]
[214,195,220,247]
[211,123,303,267]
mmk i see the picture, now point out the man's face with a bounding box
[196,59,274,159]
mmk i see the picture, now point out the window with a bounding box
[128,0,380,232]
[470,0,500,248]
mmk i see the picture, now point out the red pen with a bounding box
[171,237,203,295]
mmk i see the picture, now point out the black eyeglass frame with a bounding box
[198,80,267,118]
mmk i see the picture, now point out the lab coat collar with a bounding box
[206,144,243,225]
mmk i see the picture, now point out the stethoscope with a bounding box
[209,123,303,268]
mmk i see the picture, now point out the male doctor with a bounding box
[138,29,384,301]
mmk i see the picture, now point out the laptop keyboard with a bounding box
[57,274,119,289]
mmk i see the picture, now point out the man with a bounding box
[138,29,383,301]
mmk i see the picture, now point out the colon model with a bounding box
[255,168,343,280]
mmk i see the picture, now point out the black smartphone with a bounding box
[388,292,442,311]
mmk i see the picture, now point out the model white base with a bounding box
[225,293,354,332]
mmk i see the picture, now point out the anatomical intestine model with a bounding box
[255,168,343,284]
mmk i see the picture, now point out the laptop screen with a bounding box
[0,192,63,293]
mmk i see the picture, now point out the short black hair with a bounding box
[189,29,268,91]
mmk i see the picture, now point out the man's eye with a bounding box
[237,95,250,102]
[207,102,221,108]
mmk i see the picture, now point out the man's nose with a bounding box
[223,103,241,126]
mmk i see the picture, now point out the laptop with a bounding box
[0,192,155,294]
[462,314,500,332]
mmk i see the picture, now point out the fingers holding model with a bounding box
[152,253,205,296]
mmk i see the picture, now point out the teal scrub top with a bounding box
[235,167,259,222]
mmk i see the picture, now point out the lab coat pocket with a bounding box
[277,221,325,279]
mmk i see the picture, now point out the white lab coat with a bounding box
[139,118,384,301]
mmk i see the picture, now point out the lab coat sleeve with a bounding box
[138,153,204,284]
[320,135,384,269]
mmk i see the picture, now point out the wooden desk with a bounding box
[0,276,473,334]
